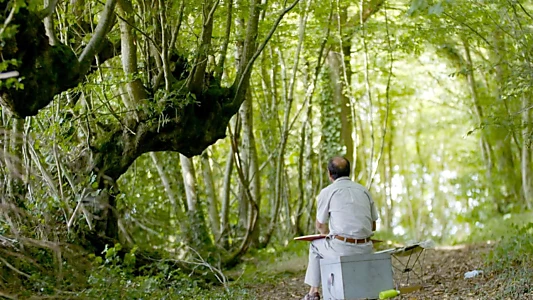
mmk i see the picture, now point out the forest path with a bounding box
[240,243,531,300]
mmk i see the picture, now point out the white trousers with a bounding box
[304,237,373,287]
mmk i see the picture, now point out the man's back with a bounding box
[317,177,377,239]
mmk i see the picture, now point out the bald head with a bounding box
[328,156,350,180]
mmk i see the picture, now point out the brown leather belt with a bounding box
[334,235,371,244]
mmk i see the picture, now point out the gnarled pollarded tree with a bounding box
[0,0,299,257]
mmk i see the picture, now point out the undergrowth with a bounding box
[78,239,311,299]
[1,238,310,299]
[482,222,533,299]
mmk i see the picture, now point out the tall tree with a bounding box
[0,0,300,249]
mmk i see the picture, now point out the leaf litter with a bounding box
[242,243,533,299]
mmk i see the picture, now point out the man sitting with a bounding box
[302,156,379,300]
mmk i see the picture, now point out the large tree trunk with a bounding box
[326,50,354,163]
[327,47,353,166]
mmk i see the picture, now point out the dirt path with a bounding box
[241,243,532,300]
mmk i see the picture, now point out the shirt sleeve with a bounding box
[366,191,379,221]
[316,190,330,224]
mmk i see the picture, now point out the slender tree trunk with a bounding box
[521,95,532,209]
[234,2,249,231]
[220,137,234,248]
[8,117,26,208]
[385,125,394,231]
[180,155,197,212]
[149,152,181,220]
[179,154,212,248]
[297,87,316,235]
[414,121,426,238]
[295,23,329,234]
[257,50,279,241]
[2,115,11,206]
[262,21,307,244]
[200,151,221,240]
[382,145,390,231]
[329,0,385,175]
[264,45,279,227]
[283,168,292,236]
[236,146,249,231]
[261,49,289,246]
[239,90,261,244]
[117,0,146,121]
[462,40,499,209]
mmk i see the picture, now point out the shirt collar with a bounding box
[334,176,351,182]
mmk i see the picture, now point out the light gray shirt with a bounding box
[316,177,379,239]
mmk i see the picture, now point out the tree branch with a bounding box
[215,0,233,81]
[117,0,147,108]
[43,0,59,45]
[0,71,19,80]
[343,0,385,38]
[517,1,533,21]
[0,3,16,38]
[188,0,220,93]
[169,0,186,51]
[78,0,118,75]
[40,0,60,19]
[232,0,301,107]
[443,12,491,47]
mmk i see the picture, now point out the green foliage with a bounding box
[487,222,533,271]
[483,222,533,298]
[80,244,249,299]
[461,212,533,245]
[82,245,171,299]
